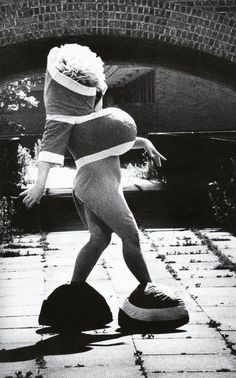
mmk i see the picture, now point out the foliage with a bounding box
[0,77,40,113]
[0,138,20,195]
[33,139,42,166]
[0,140,33,196]
[0,196,15,244]
[0,75,42,134]
[122,155,162,181]
[17,144,34,187]
[208,155,236,228]
[0,115,24,134]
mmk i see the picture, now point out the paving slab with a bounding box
[0,328,42,344]
[0,304,41,317]
[0,255,43,267]
[193,296,236,307]
[45,341,136,368]
[0,285,44,297]
[134,337,229,355]
[143,262,174,280]
[189,287,236,297]
[180,277,236,288]
[164,254,219,264]
[0,361,40,378]
[148,373,236,378]
[45,366,142,378]
[0,315,38,329]
[144,354,236,373]
[176,270,236,279]
[0,294,44,308]
[187,312,209,325]
[0,278,43,289]
[132,324,220,339]
[201,307,236,330]
[1,228,236,377]
[221,331,236,344]
[0,270,44,279]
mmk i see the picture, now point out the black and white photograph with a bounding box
[0,1,236,377]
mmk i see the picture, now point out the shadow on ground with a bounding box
[0,327,186,362]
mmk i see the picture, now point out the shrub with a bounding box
[17,144,34,188]
[0,196,15,244]
[209,155,236,228]
[122,155,163,181]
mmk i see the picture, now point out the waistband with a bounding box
[46,108,112,125]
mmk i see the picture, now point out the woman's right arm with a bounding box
[19,161,53,208]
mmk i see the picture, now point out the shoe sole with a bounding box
[118,308,189,332]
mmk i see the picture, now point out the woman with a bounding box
[20,44,188,330]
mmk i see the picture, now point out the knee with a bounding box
[90,228,112,250]
[123,229,140,249]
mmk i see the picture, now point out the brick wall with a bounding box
[0,0,235,63]
[168,1,236,19]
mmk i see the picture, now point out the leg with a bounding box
[122,227,151,284]
[71,193,112,283]
[92,190,151,284]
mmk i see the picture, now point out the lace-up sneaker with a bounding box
[118,282,189,331]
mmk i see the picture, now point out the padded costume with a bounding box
[38,45,139,237]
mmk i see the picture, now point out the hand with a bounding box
[144,139,167,167]
[19,184,44,209]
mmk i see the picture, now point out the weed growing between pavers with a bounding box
[64,363,85,368]
[35,356,47,371]
[139,228,236,362]
[0,232,49,258]
[222,334,236,355]
[4,372,44,378]
[141,334,154,339]
[134,350,148,377]
[193,228,236,271]
[207,319,222,329]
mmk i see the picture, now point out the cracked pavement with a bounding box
[0,227,236,377]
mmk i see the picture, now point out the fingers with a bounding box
[158,152,167,161]
[152,150,167,161]
[153,156,162,167]
[24,199,35,209]
[22,194,36,209]
[146,144,167,162]
[19,190,28,197]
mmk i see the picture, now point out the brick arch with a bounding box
[0,1,235,140]
[0,1,235,64]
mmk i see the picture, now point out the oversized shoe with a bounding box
[39,282,113,331]
[118,282,189,331]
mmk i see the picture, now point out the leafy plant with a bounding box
[0,76,41,113]
[0,196,15,245]
[17,144,34,187]
[122,155,162,181]
[0,115,24,134]
[0,74,42,134]
[33,139,42,166]
[208,155,236,228]
[208,319,221,329]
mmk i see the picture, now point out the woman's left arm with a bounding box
[132,137,167,167]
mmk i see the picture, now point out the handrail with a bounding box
[149,130,236,136]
